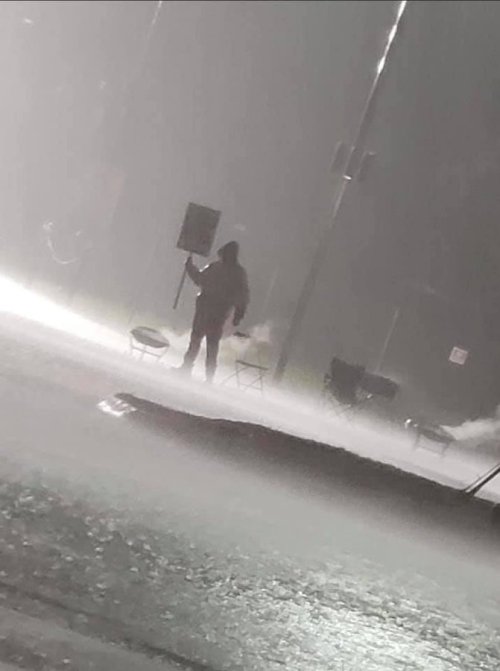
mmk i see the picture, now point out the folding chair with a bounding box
[321,358,366,416]
[322,357,398,419]
[129,326,170,361]
[222,359,269,393]
[405,418,454,456]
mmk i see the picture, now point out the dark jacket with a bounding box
[186,258,249,325]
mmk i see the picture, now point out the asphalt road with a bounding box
[0,321,500,670]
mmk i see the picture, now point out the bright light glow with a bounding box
[0,273,123,350]
[376,0,407,75]
[97,397,136,418]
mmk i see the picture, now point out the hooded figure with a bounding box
[181,241,249,382]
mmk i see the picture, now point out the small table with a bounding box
[129,326,170,361]
[223,359,269,393]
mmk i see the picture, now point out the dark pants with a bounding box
[182,299,228,381]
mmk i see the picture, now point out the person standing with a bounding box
[181,241,249,382]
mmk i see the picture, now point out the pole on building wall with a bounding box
[374,306,401,374]
[273,1,409,383]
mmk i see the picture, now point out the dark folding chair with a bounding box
[322,357,398,418]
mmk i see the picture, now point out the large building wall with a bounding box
[295,1,500,422]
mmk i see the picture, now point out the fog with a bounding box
[0,0,393,378]
[1,272,499,504]
[2,1,500,427]
[2,2,500,668]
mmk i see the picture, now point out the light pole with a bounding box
[273,1,409,382]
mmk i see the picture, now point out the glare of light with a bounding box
[0,273,123,350]
[97,397,136,418]
[151,0,163,28]
[376,0,407,75]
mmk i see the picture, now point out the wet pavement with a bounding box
[0,320,500,670]
[1,474,500,671]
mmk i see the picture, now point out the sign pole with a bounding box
[173,254,191,310]
[173,202,220,309]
